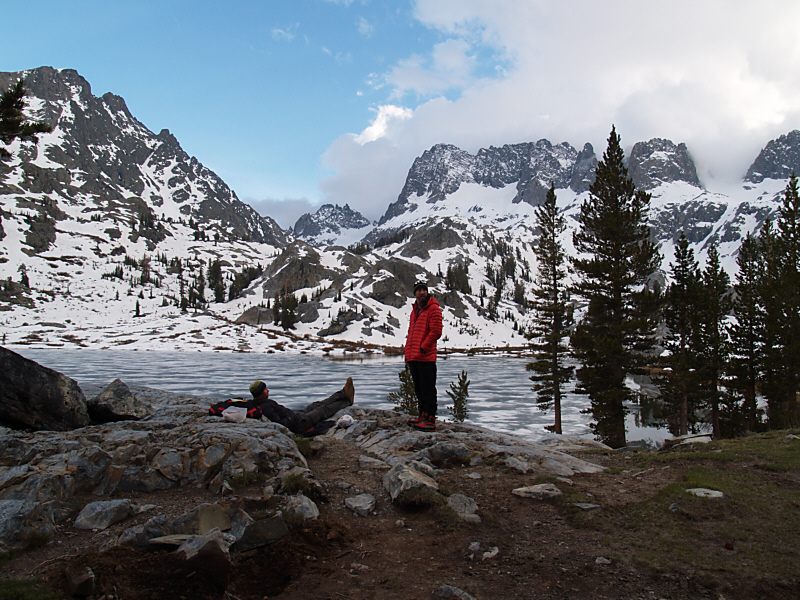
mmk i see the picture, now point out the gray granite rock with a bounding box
[233,515,290,552]
[88,378,153,423]
[448,494,480,523]
[383,462,439,503]
[511,483,562,500]
[345,493,376,516]
[434,584,477,600]
[284,493,319,520]
[0,346,90,431]
[74,499,134,530]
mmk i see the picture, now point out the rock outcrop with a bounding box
[745,129,800,183]
[627,138,702,190]
[0,346,90,431]
[293,203,372,246]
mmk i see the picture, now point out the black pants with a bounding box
[407,361,437,417]
[293,389,351,434]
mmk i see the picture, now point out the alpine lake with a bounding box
[15,348,670,446]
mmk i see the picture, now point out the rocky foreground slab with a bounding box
[0,365,605,563]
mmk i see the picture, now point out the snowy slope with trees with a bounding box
[1,67,799,361]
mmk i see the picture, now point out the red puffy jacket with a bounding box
[404,296,443,362]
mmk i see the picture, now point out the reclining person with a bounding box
[248,377,355,436]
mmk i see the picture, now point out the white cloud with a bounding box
[319,0,800,220]
[388,39,477,97]
[271,24,298,41]
[358,16,373,37]
[354,105,413,144]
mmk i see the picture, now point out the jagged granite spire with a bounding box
[293,203,371,246]
[627,138,702,190]
[745,130,800,183]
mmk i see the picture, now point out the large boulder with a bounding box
[0,347,90,431]
[88,378,152,423]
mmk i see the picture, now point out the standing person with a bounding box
[404,280,443,431]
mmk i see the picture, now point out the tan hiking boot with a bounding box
[344,377,355,404]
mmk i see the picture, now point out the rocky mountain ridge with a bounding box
[3,66,800,355]
[292,203,372,247]
[0,67,286,251]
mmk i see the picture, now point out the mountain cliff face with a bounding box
[744,129,800,183]
[378,140,598,226]
[293,203,371,247]
[0,67,286,250]
[627,138,702,190]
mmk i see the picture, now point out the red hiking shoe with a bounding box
[407,412,426,426]
[411,413,436,432]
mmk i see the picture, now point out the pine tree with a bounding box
[0,79,52,160]
[697,243,731,439]
[658,233,702,436]
[446,370,471,423]
[727,233,764,432]
[18,264,29,288]
[207,260,225,303]
[526,183,573,434]
[387,365,418,416]
[763,173,800,427]
[570,126,661,448]
[280,293,298,330]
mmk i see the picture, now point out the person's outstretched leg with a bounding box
[295,378,354,432]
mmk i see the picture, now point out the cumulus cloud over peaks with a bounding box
[319,0,800,221]
[354,105,413,144]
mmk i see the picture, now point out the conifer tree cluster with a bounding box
[446,263,471,294]
[657,173,800,436]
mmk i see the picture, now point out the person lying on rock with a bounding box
[209,377,355,436]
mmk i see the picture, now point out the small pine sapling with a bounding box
[387,364,418,416]
[446,370,470,423]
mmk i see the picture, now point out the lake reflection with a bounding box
[13,348,668,444]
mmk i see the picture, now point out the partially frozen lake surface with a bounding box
[15,349,669,445]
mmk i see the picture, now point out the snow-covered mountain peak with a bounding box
[293,203,372,248]
[627,138,702,191]
[745,129,800,184]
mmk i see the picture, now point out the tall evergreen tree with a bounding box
[658,233,702,435]
[0,79,52,160]
[526,183,573,434]
[764,173,800,427]
[570,126,661,448]
[697,243,731,439]
[727,233,764,432]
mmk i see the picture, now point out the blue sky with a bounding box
[4,1,800,227]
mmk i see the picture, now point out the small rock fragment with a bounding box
[482,546,499,560]
[345,493,376,516]
[686,488,725,499]
[511,483,562,499]
[434,584,477,599]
